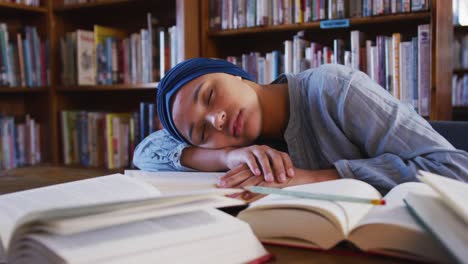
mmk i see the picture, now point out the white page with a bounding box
[353,182,433,230]
[245,179,381,235]
[0,174,160,252]
[124,170,224,194]
[418,170,468,224]
[25,209,265,264]
[405,193,468,264]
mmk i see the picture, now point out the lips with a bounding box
[231,110,243,137]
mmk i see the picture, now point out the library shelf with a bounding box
[0,2,47,14]
[0,87,48,93]
[208,12,431,37]
[56,83,159,92]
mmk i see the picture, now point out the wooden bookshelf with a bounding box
[0,0,53,169]
[46,0,200,167]
[0,0,200,169]
[201,0,452,121]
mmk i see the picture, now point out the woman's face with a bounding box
[171,73,262,149]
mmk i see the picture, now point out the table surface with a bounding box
[0,165,416,264]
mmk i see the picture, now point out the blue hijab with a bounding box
[157,58,254,143]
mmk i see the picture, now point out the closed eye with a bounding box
[207,89,213,105]
[201,123,207,143]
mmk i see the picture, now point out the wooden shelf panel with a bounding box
[54,0,130,11]
[0,87,48,93]
[0,2,47,13]
[454,69,468,75]
[209,12,431,36]
[57,83,158,92]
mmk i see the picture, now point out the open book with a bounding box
[404,171,468,264]
[0,174,271,264]
[238,178,453,263]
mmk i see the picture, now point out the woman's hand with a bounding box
[223,145,295,183]
[218,164,340,200]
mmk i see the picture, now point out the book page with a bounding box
[124,170,224,194]
[241,179,381,236]
[13,209,268,264]
[418,170,468,224]
[352,182,431,229]
[405,193,467,264]
[0,174,160,252]
[348,182,452,262]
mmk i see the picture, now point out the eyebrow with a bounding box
[188,83,203,142]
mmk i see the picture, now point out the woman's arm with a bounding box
[133,129,295,182]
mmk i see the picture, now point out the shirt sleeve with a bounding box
[327,67,468,193]
[132,129,195,172]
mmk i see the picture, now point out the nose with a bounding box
[206,110,226,131]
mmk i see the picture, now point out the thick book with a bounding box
[238,179,452,263]
[0,174,272,264]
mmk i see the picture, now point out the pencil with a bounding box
[245,186,386,205]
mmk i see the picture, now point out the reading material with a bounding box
[417,170,468,224]
[238,179,453,263]
[404,171,468,264]
[124,170,224,194]
[0,174,270,264]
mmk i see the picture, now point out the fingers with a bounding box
[244,153,261,176]
[281,152,295,178]
[266,148,287,183]
[218,164,252,188]
[252,147,274,182]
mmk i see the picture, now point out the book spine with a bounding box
[418,24,431,116]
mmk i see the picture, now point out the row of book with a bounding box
[0,24,50,88]
[0,114,41,170]
[2,0,40,7]
[226,24,431,116]
[453,35,468,69]
[453,74,468,107]
[60,14,178,86]
[210,0,430,30]
[60,103,159,169]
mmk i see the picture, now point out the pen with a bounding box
[245,186,386,205]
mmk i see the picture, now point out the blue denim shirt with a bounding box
[133,64,468,193]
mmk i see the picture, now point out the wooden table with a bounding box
[0,166,415,264]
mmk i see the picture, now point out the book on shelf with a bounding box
[0,114,41,170]
[0,173,272,264]
[61,106,161,168]
[3,0,41,7]
[403,171,468,264]
[210,0,430,30]
[60,15,178,86]
[224,23,431,116]
[0,24,50,88]
[237,178,453,263]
